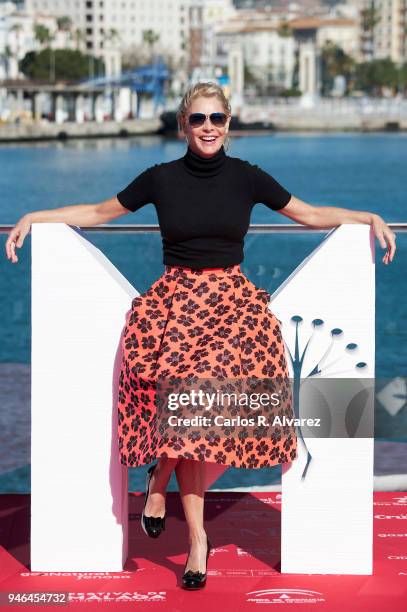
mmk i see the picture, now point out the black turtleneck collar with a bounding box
[182,145,227,177]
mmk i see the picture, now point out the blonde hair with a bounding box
[176,81,232,132]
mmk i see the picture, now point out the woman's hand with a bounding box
[5,214,32,264]
[4,198,129,265]
[370,213,396,265]
[279,199,397,266]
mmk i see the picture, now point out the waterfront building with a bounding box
[214,15,296,91]
[0,1,78,80]
[189,0,236,74]
[24,0,190,76]
[346,0,407,63]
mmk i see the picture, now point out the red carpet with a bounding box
[1,492,406,610]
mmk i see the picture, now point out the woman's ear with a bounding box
[179,114,187,136]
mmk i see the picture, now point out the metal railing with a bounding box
[240,97,407,116]
[1,223,407,234]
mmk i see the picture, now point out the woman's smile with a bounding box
[182,97,230,158]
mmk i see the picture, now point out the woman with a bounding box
[5,82,396,591]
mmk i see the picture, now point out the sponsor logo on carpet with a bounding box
[246,588,325,604]
[68,592,166,603]
[375,514,407,519]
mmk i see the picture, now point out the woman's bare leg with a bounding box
[144,457,178,517]
[175,458,208,573]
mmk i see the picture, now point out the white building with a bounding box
[24,0,192,76]
[290,16,360,58]
[368,0,407,63]
[215,18,296,91]
[189,0,236,75]
[346,0,407,63]
[0,1,78,80]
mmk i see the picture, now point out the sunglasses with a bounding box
[187,112,228,128]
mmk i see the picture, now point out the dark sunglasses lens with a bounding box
[210,113,227,126]
[188,113,206,127]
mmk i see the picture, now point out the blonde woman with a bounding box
[6,82,396,590]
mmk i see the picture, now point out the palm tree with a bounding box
[103,27,120,48]
[57,16,73,48]
[34,24,52,48]
[10,23,23,78]
[142,29,160,62]
[73,28,86,52]
[277,21,292,38]
[0,45,12,79]
[320,41,355,96]
[361,1,380,60]
[361,2,380,31]
[100,28,120,77]
[57,16,72,32]
[34,23,55,82]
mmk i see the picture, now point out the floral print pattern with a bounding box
[117,264,297,468]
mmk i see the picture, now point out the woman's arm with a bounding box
[279,195,396,265]
[5,196,129,264]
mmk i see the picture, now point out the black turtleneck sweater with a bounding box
[117,146,292,269]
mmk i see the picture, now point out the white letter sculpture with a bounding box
[271,224,375,575]
[31,224,133,571]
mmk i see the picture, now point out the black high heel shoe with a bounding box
[141,464,166,538]
[181,535,211,590]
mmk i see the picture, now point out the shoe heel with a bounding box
[181,534,211,590]
[141,464,166,539]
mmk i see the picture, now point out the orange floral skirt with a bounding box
[117,263,297,469]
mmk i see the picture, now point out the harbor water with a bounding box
[0,133,406,492]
